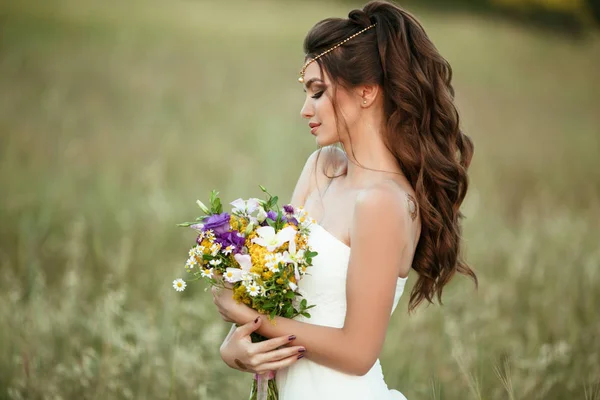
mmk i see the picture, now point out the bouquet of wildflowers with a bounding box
[173,186,317,400]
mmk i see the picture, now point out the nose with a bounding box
[300,97,314,119]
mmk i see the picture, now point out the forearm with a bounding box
[241,310,368,375]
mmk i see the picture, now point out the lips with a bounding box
[309,122,321,135]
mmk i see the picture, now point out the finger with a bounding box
[254,352,305,374]
[234,316,262,338]
[251,345,305,366]
[253,333,298,353]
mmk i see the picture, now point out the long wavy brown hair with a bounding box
[305,0,477,312]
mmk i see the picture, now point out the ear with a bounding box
[355,84,379,107]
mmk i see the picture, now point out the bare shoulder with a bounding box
[308,145,347,177]
[353,180,419,241]
[290,146,348,206]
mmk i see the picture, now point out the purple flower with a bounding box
[267,210,277,221]
[284,216,298,226]
[203,212,231,235]
[283,204,295,215]
[215,230,246,253]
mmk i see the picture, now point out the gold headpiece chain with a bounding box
[298,23,377,83]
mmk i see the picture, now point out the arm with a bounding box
[230,184,416,376]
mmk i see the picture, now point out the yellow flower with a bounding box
[233,285,248,303]
[230,215,240,231]
[200,239,212,251]
[248,243,268,274]
[263,270,274,280]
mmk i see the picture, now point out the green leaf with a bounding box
[269,308,277,320]
[301,311,311,318]
[285,291,295,299]
[285,306,294,318]
[263,301,277,308]
[301,299,307,308]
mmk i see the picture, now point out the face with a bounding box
[300,62,362,147]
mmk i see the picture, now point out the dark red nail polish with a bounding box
[297,354,304,359]
[254,317,259,323]
[288,335,296,341]
[298,348,306,353]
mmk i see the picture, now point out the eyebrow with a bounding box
[303,78,325,92]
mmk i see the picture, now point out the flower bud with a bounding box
[196,200,210,214]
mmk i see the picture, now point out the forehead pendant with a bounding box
[298,23,376,84]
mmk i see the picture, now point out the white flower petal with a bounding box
[255,226,276,240]
[234,254,252,271]
[246,198,261,214]
[277,226,297,245]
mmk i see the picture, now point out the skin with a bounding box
[214,61,422,376]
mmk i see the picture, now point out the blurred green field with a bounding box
[1,0,599,399]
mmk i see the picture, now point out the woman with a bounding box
[212,1,477,398]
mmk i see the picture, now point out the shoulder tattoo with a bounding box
[406,193,418,221]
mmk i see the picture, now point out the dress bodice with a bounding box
[274,222,408,399]
[295,223,408,328]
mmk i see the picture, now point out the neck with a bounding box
[339,113,404,186]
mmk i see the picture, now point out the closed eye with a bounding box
[311,91,324,99]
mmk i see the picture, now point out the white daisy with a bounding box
[173,279,186,292]
[186,257,197,269]
[223,269,237,283]
[209,259,222,267]
[201,267,214,279]
[210,243,221,256]
[246,282,262,297]
[222,245,234,255]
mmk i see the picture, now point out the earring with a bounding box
[362,99,367,105]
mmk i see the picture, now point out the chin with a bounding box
[315,133,338,147]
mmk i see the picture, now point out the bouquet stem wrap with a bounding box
[251,370,276,400]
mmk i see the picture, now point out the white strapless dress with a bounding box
[275,223,408,400]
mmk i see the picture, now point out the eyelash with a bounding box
[311,91,324,99]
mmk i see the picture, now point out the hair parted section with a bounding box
[303,0,477,312]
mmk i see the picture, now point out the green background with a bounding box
[1,0,599,399]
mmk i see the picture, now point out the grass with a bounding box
[0,0,599,398]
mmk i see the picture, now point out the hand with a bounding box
[220,317,306,374]
[212,280,254,324]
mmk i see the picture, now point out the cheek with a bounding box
[315,98,334,121]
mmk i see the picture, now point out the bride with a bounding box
[211,1,477,398]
